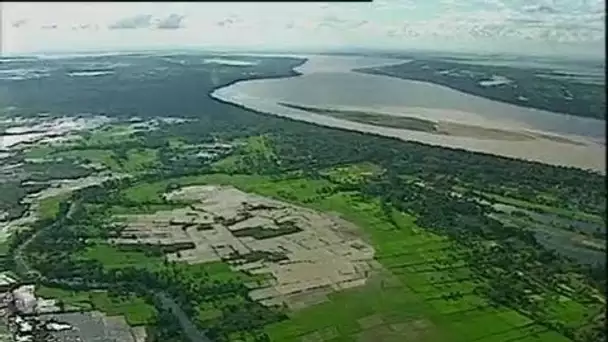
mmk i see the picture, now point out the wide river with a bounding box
[212,55,605,173]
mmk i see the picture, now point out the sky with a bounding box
[1,1,605,58]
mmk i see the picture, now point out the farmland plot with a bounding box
[111,185,377,308]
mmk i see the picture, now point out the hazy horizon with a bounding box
[2,1,605,60]
[1,46,605,66]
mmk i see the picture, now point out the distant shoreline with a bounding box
[209,54,605,173]
[355,60,605,121]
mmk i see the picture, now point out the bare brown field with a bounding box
[111,185,377,309]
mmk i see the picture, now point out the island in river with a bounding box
[280,102,587,145]
[356,56,605,120]
[212,54,605,172]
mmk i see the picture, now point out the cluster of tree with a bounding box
[362,174,604,341]
[0,181,28,221]
[16,184,284,342]
[0,54,303,119]
[267,124,605,218]
[73,109,608,341]
[22,159,95,182]
[231,224,302,240]
[15,148,605,342]
[0,159,96,222]
[13,52,604,217]
[6,52,605,214]
[92,107,606,223]
[148,307,190,342]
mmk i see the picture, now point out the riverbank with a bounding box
[356,57,605,120]
[210,54,605,173]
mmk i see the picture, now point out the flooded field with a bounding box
[490,206,605,267]
[0,116,109,150]
[212,55,605,172]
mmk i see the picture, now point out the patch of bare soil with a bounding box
[112,185,377,310]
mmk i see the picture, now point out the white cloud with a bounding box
[155,14,185,30]
[41,24,58,30]
[12,19,28,28]
[108,14,153,30]
[1,1,604,58]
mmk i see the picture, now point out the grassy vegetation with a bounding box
[36,286,92,310]
[54,149,120,170]
[35,285,157,326]
[212,135,278,174]
[89,291,157,326]
[82,124,139,146]
[78,246,235,333]
[122,181,170,204]
[122,148,159,172]
[22,123,138,161]
[19,123,157,174]
[23,145,63,159]
[0,241,10,270]
[321,162,384,185]
[211,155,240,172]
[480,191,604,224]
[13,126,604,341]
[117,172,583,342]
[239,182,568,342]
[78,243,163,271]
[77,241,274,329]
[80,239,270,285]
[0,241,9,257]
[0,182,28,221]
[122,174,261,203]
[50,147,159,173]
[182,261,266,285]
[37,194,70,221]
[166,137,188,149]
[123,173,333,205]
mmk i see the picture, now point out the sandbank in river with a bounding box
[212,55,605,173]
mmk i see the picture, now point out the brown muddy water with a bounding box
[212,55,605,173]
